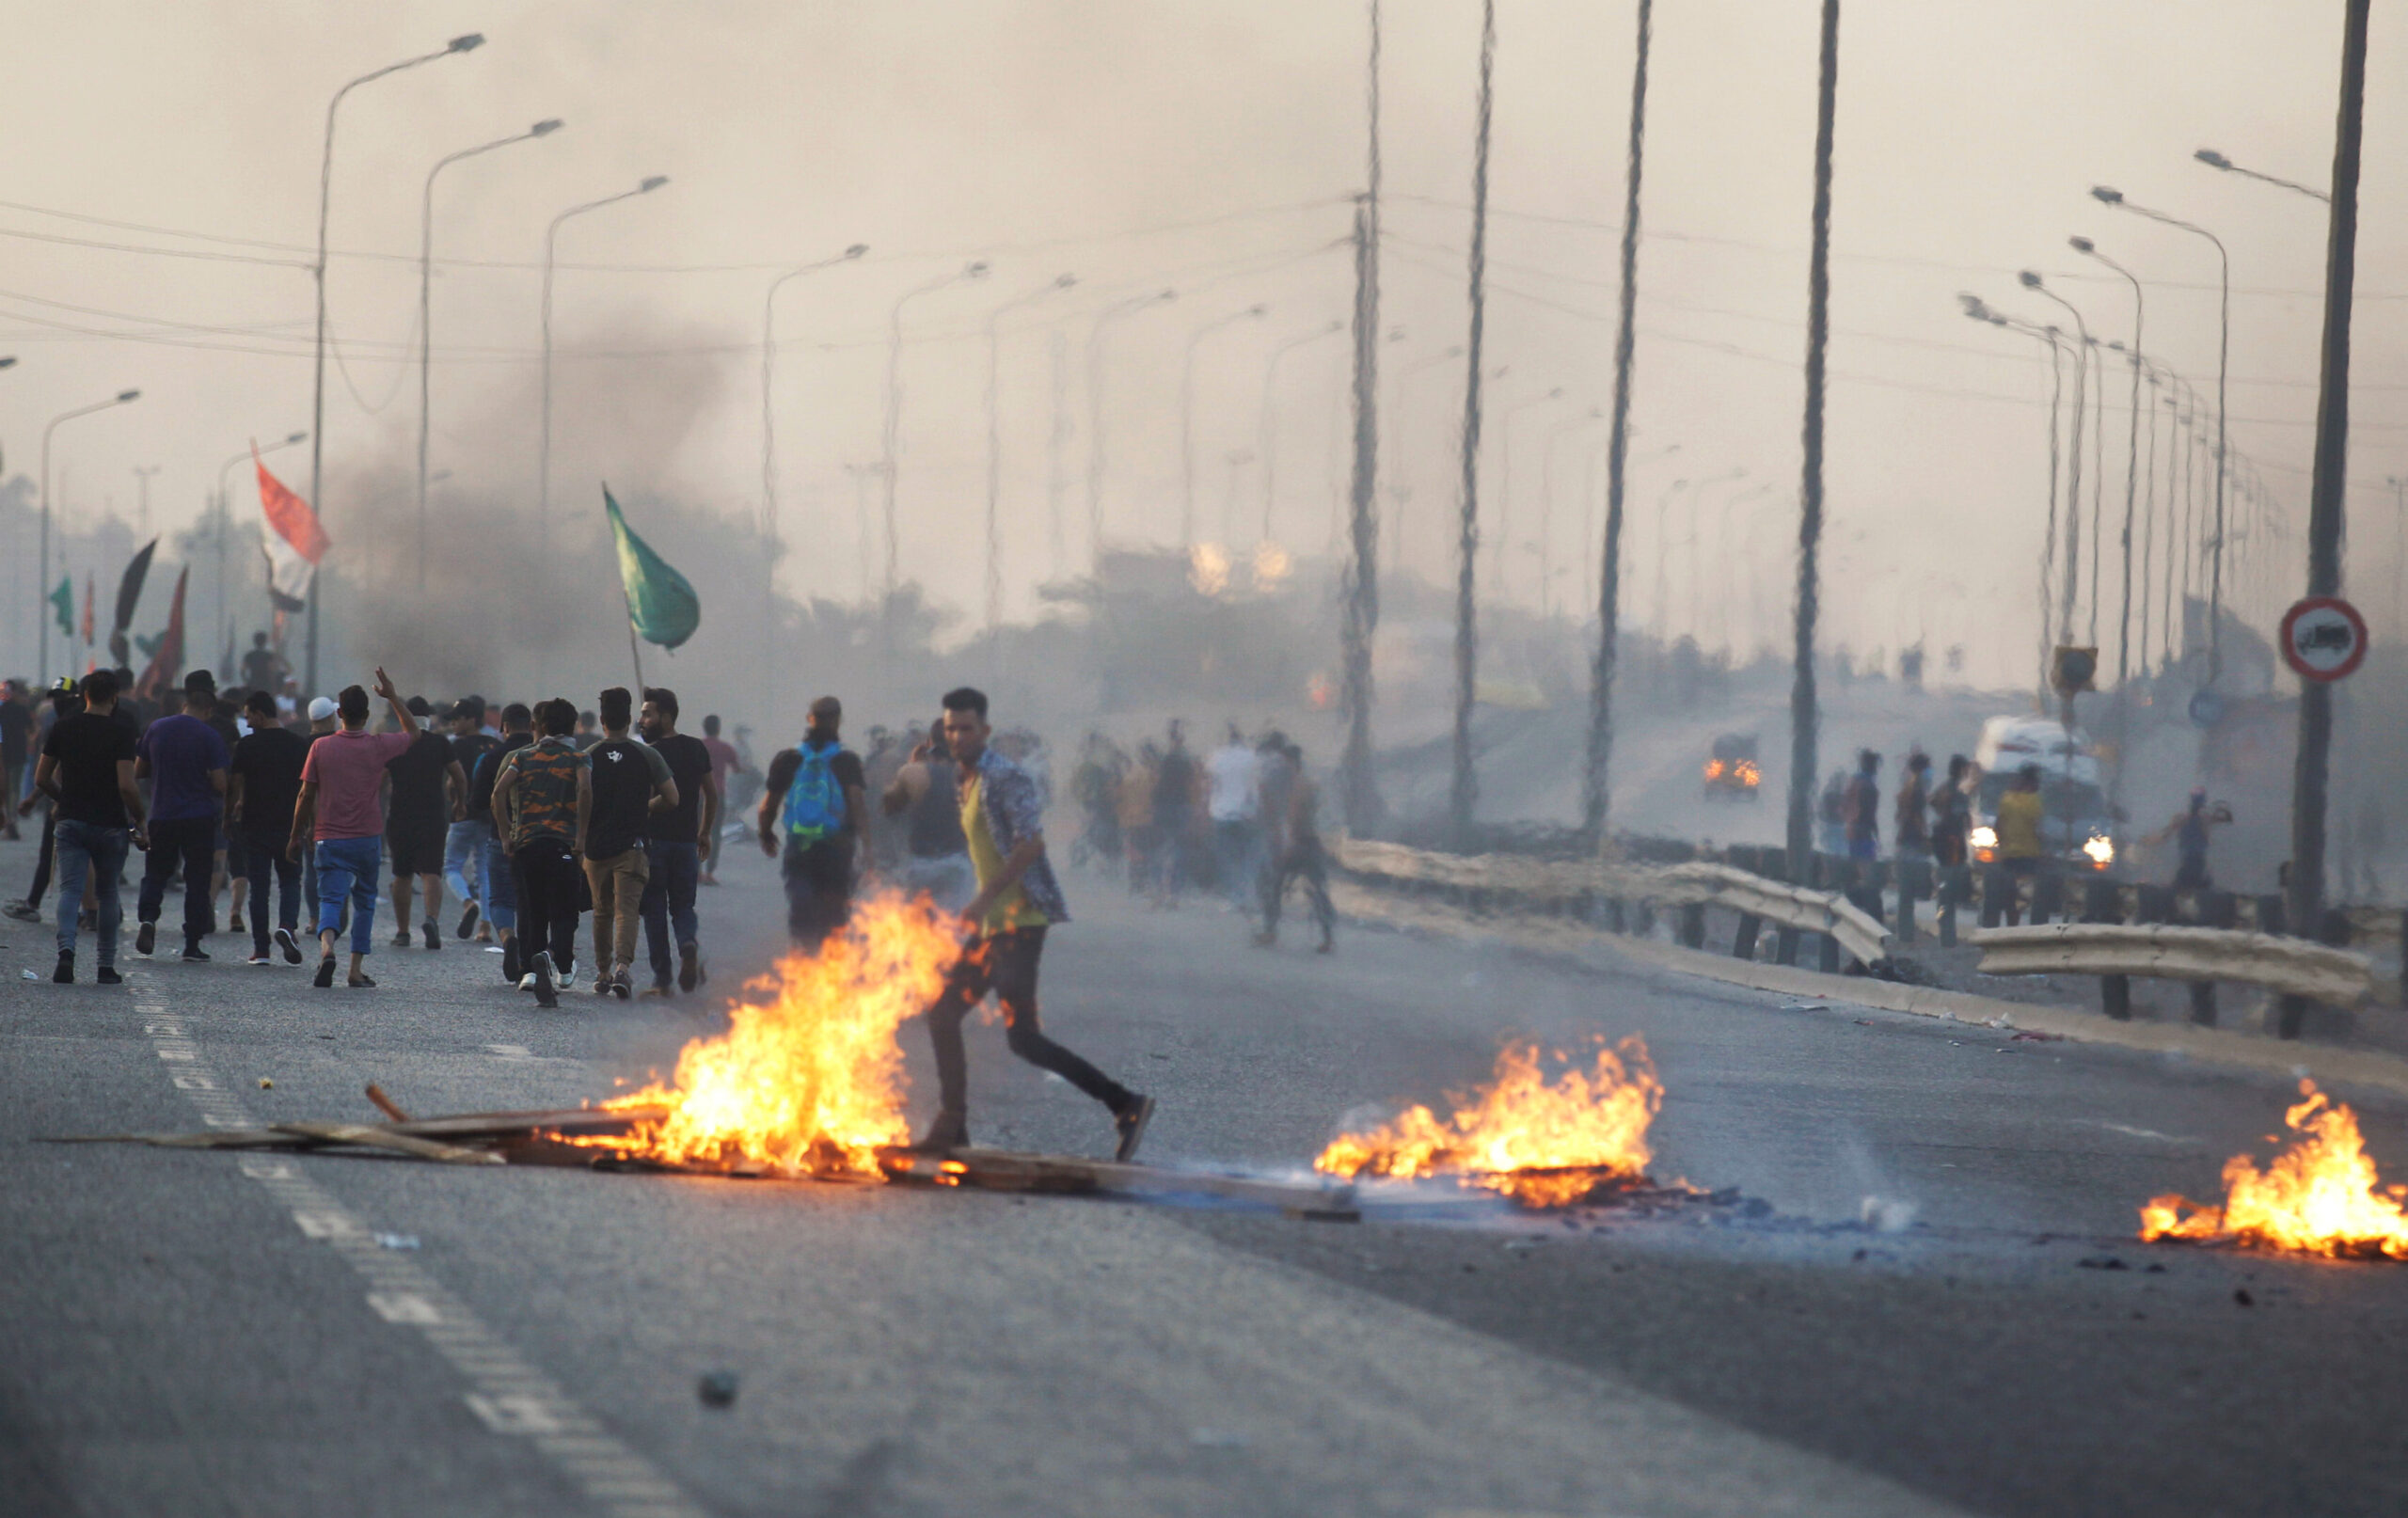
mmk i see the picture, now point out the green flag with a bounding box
[602,486,701,650]
[49,576,73,639]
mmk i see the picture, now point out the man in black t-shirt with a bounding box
[229,688,309,965]
[756,696,867,950]
[385,698,466,950]
[442,699,502,941]
[582,687,675,998]
[638,687,718,995]
[24,670,145,984]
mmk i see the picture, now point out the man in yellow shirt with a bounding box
[914,687,1153,1162]
[1993,764,2047,926]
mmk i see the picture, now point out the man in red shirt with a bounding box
[287,668,417,988]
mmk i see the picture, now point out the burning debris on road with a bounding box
[581,893,962,1178]
[2141,1080,2408,1261]
[1315,1036,1690,1209]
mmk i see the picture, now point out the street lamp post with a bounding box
[879,261,989,611]
[540,176,670,538]
[1383,344,1464,574]
[2070,235,2145,806]
[2093,185,2229,686]
[217,432,309,674]
[1256,320,1344,543]
[420,119,562,594]
[2019,271,2091,646]
[2195,147,2329,204]
[1180,305,1269,548]
[985,274,1077,636]
[1082,288,1175,572]
[1962,296,2070,693]
[308,31,483,697]
[1711,482,1774,656]
[39,390,141,685]
[761,245,871,570]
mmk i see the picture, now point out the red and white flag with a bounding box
[253,442,328,612]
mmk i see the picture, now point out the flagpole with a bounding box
[605,485,647,696]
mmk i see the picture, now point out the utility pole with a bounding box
[132,466,158,540]
[1785,0,1840,872]
[1449,0,1496,850]
[2284,0,2369,1036]
[1339,0,1385,832]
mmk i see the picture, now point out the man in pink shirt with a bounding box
[288,668,416,988]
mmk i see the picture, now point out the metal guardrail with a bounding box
[1332,839,1892,969]
[1972,923,2378,1008]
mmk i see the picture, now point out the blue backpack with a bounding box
[780,740,848,843]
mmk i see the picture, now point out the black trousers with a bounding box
[781,837,854,949]
[243,833,302,957]
[512,839,583,975]
[925,927,1130,1122]
[137,815,216,946]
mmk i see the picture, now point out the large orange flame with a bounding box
[586,893,962,1177]
[1314,1037,1664,1207]
[2140,1080,2408,1260]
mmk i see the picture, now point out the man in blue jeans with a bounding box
[442,698,501,941]
[24,670,145,985]
[638,688,718,995]
[287,671,418,988]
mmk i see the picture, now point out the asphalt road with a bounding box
[4,830,2405,1518]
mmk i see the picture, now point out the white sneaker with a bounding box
[246,955,272,966]
[558,965,577,990]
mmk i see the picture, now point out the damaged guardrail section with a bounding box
[1973,923,2378,1019]
[1332,838,1892,971]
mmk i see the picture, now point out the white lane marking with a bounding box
[128,984,705,1518]
[366,1292,444,1325]
[483,1043,532,1060]
[2083,1120,2199,1146]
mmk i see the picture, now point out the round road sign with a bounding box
[2279,596,2369,683]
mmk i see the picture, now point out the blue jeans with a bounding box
[313,836,383,956]
[445,819,494,909]
[640,840,701,982]
[54,820,130,964]
[481,832,517,932]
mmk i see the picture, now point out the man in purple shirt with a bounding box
[135,670,231,961]
[288,668,418,988]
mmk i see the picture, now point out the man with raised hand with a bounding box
[912,687,1152,1162]
[287,669,418,988]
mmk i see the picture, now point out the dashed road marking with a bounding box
[483,1043,533,1060]
[129,983,704,1518]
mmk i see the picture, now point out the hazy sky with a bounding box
[2,0,2399,688]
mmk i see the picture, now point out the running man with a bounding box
[287,671,419,988]
[913,687,1152,1162]
[757,696,866,951]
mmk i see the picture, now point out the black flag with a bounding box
[107,537,158,667]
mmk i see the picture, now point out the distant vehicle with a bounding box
[1703,733,1762,802]
[1966,715,2117,871]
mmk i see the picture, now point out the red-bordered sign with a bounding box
[2279,595,2369,683]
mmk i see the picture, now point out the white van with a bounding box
[1966,716,2117,871]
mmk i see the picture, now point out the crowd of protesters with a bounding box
[1,667,747,997]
